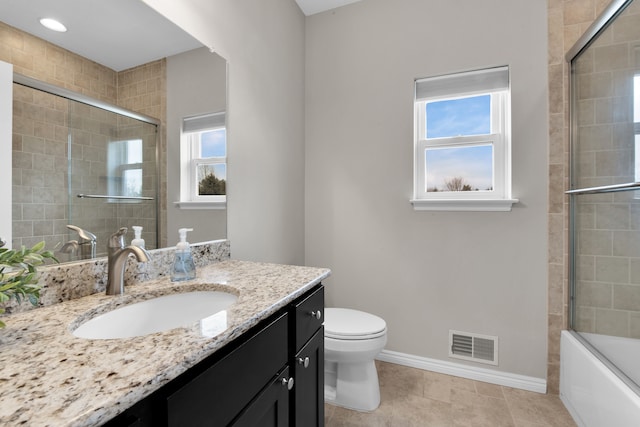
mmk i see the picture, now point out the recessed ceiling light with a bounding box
[39,18,67,33]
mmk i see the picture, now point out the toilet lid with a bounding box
[324,308,386,339]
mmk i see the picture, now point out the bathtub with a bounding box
[560,330,640,427]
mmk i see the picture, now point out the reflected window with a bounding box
[192,128,227,196]
[108,139,143,199]
[180,112,226,205]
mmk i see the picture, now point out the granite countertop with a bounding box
[0,260,330,426]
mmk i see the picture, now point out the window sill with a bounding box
[173,201,226,210]
[410,198,519,212]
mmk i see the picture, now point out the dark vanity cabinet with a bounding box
[290,286,325,427]
[167,313,290,427]
[104,284,324,427]
[230,366,291,427]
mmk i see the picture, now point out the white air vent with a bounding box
[449,330,498,365]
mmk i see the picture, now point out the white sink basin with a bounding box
[73,291,238,339]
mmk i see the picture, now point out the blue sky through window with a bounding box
[201,128,226,157]
[426,95,491,139]
[424,94,493,192]
[198,164,226,181]
[426,145,493,191]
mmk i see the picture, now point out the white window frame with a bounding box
[411,66,518,212]
[176,112,226,210]
[107,138,144,203]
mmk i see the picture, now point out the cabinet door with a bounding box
[292,327,324,427]
[167,313,288,427]
[231,366,292,427]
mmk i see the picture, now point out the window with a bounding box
[177,112,226,209]
[411,66,517,211]
[107,139,143,201]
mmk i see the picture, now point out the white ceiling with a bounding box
[295,0,364,15]
[0,0,203,72]
[0,0,362,72]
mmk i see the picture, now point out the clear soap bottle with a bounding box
[131,226,145,249]
[171,228,196,282]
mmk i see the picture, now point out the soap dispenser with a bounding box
[131,226,145,249]
[171,228,196,282]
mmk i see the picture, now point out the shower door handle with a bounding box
[77,194,154,201]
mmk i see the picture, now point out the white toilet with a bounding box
[324,307,387,412]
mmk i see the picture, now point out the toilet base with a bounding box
[324,359,381,412]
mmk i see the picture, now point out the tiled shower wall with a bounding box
[547,0,615,394]
[11,85,69,251]
[572,1,640,338]
[117,61,167,249]
[111,116,159,250]
[0,21,167,253]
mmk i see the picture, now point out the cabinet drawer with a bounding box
[167,313,289,427]
[292,285,324,352]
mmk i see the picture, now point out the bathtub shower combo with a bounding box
[11,74,159,260]
[562,0,640,425]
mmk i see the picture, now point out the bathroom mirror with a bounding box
[0,0,228,262]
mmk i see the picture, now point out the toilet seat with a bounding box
[325,308,387,340]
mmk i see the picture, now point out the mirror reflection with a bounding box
[0,1,228,264]
[12,80,160,261]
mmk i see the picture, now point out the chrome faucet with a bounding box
[67,225,97,259]
[59,240,80,256]
[106,227,150,295]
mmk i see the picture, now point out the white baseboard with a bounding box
[376,349,547,394]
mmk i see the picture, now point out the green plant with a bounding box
[0,242,58,328]
[198,172,226,195]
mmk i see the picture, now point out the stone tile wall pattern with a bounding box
[116,60,167,248]
[547,0,636,394]
[0,22,167,253]
[2,239,230,314]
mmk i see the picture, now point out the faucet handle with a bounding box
[108,227,128,249]
[67,225,97,242]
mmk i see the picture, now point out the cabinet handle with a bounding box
[310,310,322,320]
[282,377,295,390]
[298,357,310,368]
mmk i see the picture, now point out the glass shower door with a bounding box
[568,0,640,390]
[12,77,158,263]
[67,99,158,258]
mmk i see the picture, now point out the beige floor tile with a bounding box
[423,372,455,403]
[377,360,425,398]
[475,380,505,399]
[448,375,477,393]
[390,393,452,427]
[325,362,577,427]
[503,387,576,427]
[450,388,514,427]
[325,403,336,424]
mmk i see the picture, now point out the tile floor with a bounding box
[324,361,577,427]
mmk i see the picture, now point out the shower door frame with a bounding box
[566,0,640,397]
[12,72,161,255]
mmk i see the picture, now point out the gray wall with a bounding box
[147,0,550,379]
[143,0,306,264]
[304,0,549,378]
[166,47,227,245]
